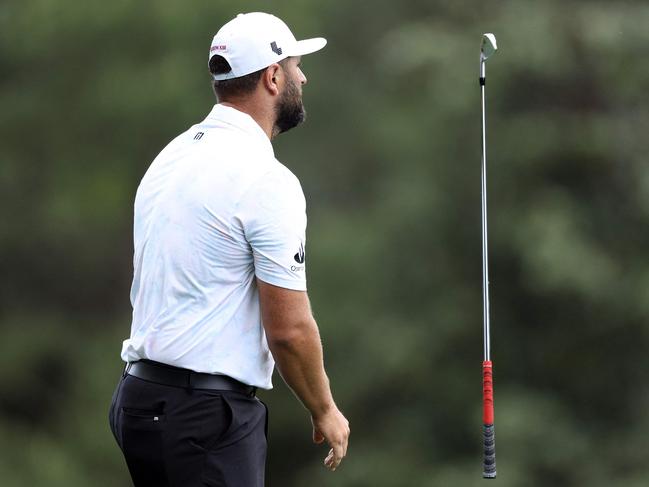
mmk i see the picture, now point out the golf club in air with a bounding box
[479,32,497,480]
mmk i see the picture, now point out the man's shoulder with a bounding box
[237,158,305,214]
[267,158,302,188]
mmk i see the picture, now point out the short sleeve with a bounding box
[239,165,307,291]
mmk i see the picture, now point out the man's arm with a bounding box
[257,278,350,471]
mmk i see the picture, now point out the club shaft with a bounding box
[480,64,491,362]
[480,35,497,480]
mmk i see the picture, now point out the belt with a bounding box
[126,360,256,396]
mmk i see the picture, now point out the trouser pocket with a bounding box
[120,407,169,487]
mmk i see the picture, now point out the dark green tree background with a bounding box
[1,0,648,485]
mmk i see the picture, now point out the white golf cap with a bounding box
[209,12,327,80]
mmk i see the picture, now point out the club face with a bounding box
[480,33,497,61]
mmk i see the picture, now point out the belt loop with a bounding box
[187,370,194,393]
[123,362,133,378]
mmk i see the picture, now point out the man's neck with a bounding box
[220,101,275,140]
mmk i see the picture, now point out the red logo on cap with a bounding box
[210,45,227,52]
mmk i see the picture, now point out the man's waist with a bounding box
[125,359,257,397]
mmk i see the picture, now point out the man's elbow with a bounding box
[265,319,317,352]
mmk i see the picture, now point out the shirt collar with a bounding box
[205,104,274,156]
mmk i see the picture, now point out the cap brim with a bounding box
[288,37,327,56]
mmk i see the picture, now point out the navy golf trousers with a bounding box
[109,368,268,486]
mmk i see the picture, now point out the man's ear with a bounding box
[263,63,282,96]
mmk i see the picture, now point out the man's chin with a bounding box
[274,107,307,135]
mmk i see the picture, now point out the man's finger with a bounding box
[332,442,344,465]
[324,449,334,469]
[340,430,349,457]
[324,447,342,471]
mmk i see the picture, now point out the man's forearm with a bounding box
[267,318,335,417]
[257,280,350,470]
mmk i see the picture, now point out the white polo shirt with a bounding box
[121,104,307,389]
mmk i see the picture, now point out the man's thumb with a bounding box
[313,429,325,444]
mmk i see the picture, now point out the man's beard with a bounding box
[273,78,306,135]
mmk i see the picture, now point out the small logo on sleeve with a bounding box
[294,243,305,263]
[291,243,305,271]
[194,132,204,140]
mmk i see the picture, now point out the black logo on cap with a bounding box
[270,41,282,55]
[294,243,305,263]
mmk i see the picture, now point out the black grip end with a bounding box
[482,424,496,478]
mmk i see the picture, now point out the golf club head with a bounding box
[480,33,497,61]
[479,33,497,80]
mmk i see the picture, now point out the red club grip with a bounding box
[482,360,494,425]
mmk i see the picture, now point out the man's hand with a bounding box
[312,407,350,471]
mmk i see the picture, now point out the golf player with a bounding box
[108,12,350,486]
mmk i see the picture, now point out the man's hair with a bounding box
[209,56,265,100]
[209,56,291,101]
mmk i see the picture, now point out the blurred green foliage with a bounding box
[2,0,649,485]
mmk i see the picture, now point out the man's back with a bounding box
[123,104,305,388]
